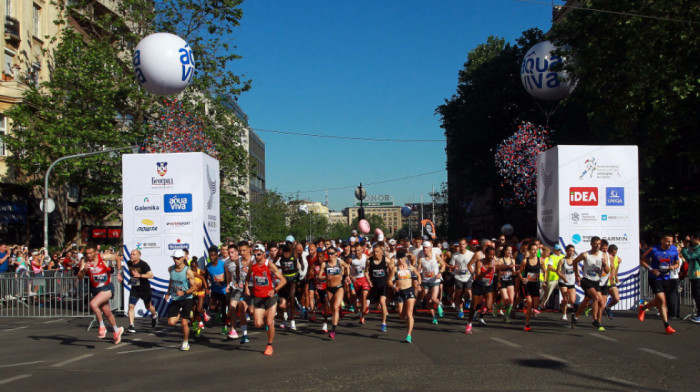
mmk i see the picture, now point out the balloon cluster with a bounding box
[494,122,553,207]
[141,99,218,157]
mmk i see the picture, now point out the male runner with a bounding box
[126,249,158,333]
[451,238,474,318]
[639,234,679,334]
[165,249,197,351]
[570,236,609,331]
[203,245,228,332]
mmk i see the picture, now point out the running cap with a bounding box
[442,241,449,249]
[388,239,397,245]
[470,239,479,246]
[378,234,385,241]
[422,241,432,248]
[171,249,186,258]
[553,244,562,250]
[285,235,295,243]
[350,236,358,243]
[351,229,358,234]
[253,244,266,253]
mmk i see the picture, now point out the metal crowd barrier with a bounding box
[0,271,124,321]
[638,268,693,306]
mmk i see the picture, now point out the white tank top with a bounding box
[452,250,473,282]
[421,253,439,284]
[559,258,576,285]
[582,252,603,282]
[351,254,367,279]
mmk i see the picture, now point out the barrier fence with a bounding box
[638,268,694,307]
[0,271,123,320]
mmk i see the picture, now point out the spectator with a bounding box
[0,244,9,273]
[681,231,700,323]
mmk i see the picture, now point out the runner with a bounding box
[244,244,286,356]
[202,245,228,333]
[237,241,253,343]
[418,241,446,325]
[189,256,208,337]
[293,242,309,321]
[77,244,123,344]
[557,245,578,320]
[367,242,392,332]
[496,245,516,323]
[451,238,474,319]
[165,249,197,351]
[126,249,158,333]
[603,244,621,319]
[596,239,610,322]
[570,236,609,331]
[639,234,679,334]
[308,249,330,332]
[321,247,350,339]
[224,244,242,339]
[350,243,370,324]
[277,244,301,330]
[518,244,546,332]
[465,246,497,334]
[389,249,421,343]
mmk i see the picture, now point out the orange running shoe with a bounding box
[665,325,676,334]
[638,306,645,322]
[97,326,107,339]
[524,325,532,332]
[264,345,273,356]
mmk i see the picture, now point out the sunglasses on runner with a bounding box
[254,252,264,257]
[327,252,336,256]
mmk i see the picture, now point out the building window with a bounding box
[0,115,7,156]
[3,48,15,78]
[33,5,41,37]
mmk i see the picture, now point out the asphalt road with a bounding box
[0,306,698,391]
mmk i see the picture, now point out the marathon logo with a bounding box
[569,187,598,206]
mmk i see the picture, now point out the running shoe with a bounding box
[450,302,456,309]
[240,335,250,344]
[322,323,328,333]
[437,304,444,318]
[194,326,202,338]
[198,321,204,329]
[504,312,511,323]
[404,335,412,343]
[127,324,136,334]
[432,318,438,325]
[359,317,365,325]
[533,309,541,315]
[221,326,228,335]
[498,309,505,316]
[665,325,676,334]
[290,324,297,331]
[584,307,591,316]
[151,313,159,328]
[524,324,531,332]
[279,322,286,329]
[570,316,577,329]
[597,325,606,332]
[380,323,387,332]
[691,316,700,324]
[478,317,486,326]
[181,341,190,351]
[329,331,335,340]
[458,311,464,319]
[264,345,274,356]
[465,324,473,334]
[228,329,239,339]
[464,300,471,309]
[113,327,124,344]
[97,326,107,339]
[562,314,568,321]
[202,311,211,322]
[638,305,646,322]
[605,308,614,320]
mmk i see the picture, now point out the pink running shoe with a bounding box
[97,327,107,339]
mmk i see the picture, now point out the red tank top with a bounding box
[86,254,112,288]
[479,259,496,286]
[251,260,274,298]
[313,263,327,290]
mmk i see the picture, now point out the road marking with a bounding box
[117,345,178,354]
[588,333,618,342]
[4,326,29,332]
[538,353,576,366]
[0,374,31,385]
[639,347,676,360]
[490,337,521,348]
[43,318,64,324]
[51,354,94,368]
[605,377,641,388]
[0,361,44,369]
[106,338,142,350]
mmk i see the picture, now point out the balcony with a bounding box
[4,16,20,46]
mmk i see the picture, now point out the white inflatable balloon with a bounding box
[520,41,576,101]
[133,33,195,95]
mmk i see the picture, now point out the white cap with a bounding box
[422,241,433,248]
[171,249,185,258]
[378,234,385,241]
[350,236,358,243]
[442,241,449,249]
[351,229,358,234]
[388,239,396,245]
[253,244,266,253]
[285,235,295,243]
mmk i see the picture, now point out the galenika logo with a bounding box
[569,187,598,206]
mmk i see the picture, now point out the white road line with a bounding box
[117,345,178,354]
[538,353,576,366]
[639,347,677,360]
[43,319,64,324]
[490,337,521,348]
[588,333,618,342]
[51,354,94,368]
[106,338,142,350]
[0,361,44,369]
[605,377,641,388]
[0,374,31,385]
[4,326,29,332]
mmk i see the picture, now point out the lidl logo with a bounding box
[569,187,598,206]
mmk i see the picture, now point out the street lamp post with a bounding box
[43,145,138,251]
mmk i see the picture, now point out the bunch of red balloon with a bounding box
[494,122,553,207]
[141,99,218,158]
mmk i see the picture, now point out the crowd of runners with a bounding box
[74,230,700,355]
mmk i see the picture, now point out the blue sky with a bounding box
[233,1,557,211]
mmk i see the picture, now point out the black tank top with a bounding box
[280,256,298,275]
[368,256,388,284]
[523,257,541,283]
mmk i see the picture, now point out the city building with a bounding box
[328,211,347,225]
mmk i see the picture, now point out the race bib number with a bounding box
[94,273,108,283]
[458,269,468,275]
[354,265,364,274]
[424,271,435,278]
[254,275,269,286]
[372,269,385,278]
[214,273,225,283]
[283,261,294,270]
[526,272,538,282]
[129,277,140,286]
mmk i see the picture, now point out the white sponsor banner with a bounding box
[537,146,639,309]
[122,152,220,316]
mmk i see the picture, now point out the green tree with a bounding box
[250,191,289,243]
[549,0,700,233]
[327,221,353,241]
[289,212,330,242]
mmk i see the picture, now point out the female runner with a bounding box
[389,249,421,343]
